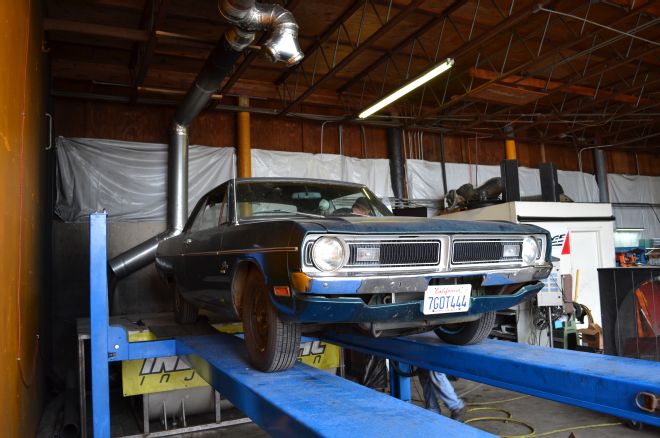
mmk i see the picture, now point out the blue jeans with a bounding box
[418,370,464,413]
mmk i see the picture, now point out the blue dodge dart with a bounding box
[156,178,552,372]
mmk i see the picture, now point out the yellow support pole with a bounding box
[540,142,546,163]
[505,138,517,160]
[237,96,252,178]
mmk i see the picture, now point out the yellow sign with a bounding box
[299,340,340,369]
[122,328,340,396]
[122,355,207,396]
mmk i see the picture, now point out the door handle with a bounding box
[184,238,192,244]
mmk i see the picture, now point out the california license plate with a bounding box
[422,284,472,315]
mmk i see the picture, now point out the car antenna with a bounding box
[232,152,239,226]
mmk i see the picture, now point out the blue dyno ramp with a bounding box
[321,331,660,426]
[177,334,493,438]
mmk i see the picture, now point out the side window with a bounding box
[190,187,228,232]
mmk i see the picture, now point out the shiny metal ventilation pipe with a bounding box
[109,1,303,280]
[167,123,189,232]
[109,37,243,280]
[109,121,192,279]
[219,0,304,66]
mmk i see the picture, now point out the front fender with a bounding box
[233,253,297,316]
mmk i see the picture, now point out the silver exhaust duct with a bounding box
[109,1,303,280]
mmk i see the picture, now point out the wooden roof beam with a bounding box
[50,58,377,109]
[421,0,658,119]
[131,0,170,99]
[337,0,468,94]
[339,0,554,97]
[274,0,366,86]
[43,18,149,42]
[279,0,426,113]
[469,67,654,105]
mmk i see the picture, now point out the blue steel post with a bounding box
[90,213,111,438]
[390,361,412,401]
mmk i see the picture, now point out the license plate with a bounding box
[422,284,471,315]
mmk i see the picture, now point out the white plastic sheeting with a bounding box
[557,170,600,203]
[608,174,660,239]
[55,137,658,236]
[55,137,234,222]
[55,138,393,222]
[251,149,394,197]
[406,160,599,202]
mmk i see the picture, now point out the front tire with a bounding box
[242,272,301,372]
[173,284,198,324]
[433,311,496,345]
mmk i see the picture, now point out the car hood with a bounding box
[288,215,548,235]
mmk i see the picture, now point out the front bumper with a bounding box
[291,263,552,295]
[276,264,551,323]
[287,281,544,323]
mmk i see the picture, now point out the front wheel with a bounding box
[433,311,496,345]
[242,272,301,372]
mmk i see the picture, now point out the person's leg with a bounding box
[430,371,464,411]
[417,369,442,413]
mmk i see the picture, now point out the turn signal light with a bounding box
[273,286,291,297]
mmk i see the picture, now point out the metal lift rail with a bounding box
[89,213,660,437]
[321,331,660,427]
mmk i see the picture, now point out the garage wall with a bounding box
[52,99,389,158]
[53,99,659,177]
[0,1,46,436]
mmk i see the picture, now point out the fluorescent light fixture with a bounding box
[615,228,644,232]
[358,58,454,119]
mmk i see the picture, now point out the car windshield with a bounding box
[235,180,392,220]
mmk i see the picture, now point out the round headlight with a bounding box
[521,236,540,265]
[311,237,346,272]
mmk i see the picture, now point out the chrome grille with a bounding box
[452,240,523,265]
[346,240,440,267]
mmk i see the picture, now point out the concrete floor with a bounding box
[178,376,659,438]
[412,378,659,437]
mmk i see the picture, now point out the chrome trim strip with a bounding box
[185,246,298,257]
[301,263,553,287]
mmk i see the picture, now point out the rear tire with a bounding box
[242,271,301,372]
[433,311,496,345]
[173,284,198,324]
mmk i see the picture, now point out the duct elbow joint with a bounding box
[219,0,303,66]
[263,20,303,66]
[259,5,303,66]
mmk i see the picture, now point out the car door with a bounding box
[181,185,228,306]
